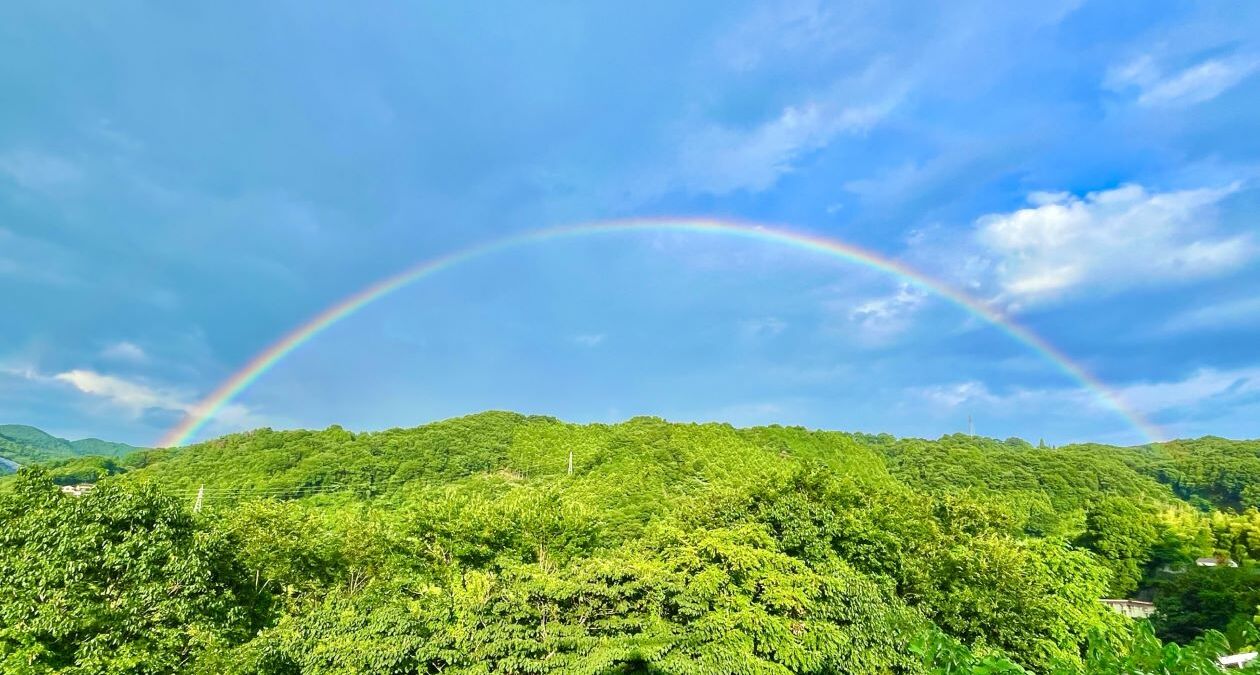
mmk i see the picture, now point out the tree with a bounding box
[1074,496,1160,596]
[5,414,1259,673]
[0,470,268,674]
[1153,565,1260,645]
[1082,621,1242,675]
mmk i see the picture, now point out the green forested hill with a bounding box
[0,423,137,470]
[68,437,138,457]
[3,413,1260,674]
[0,424,75,467]
[0,424,70,450]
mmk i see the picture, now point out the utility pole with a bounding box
[567,449,574,476]
[193,484,204,513]
[968,415,974,437]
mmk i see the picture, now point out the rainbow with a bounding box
[158,218,1163,447]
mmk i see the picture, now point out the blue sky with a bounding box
[2,1,1259,446]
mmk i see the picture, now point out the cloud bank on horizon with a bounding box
[1,1,1258,446]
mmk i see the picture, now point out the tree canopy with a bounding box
[3,413,1260,673]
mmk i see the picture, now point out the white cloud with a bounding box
[205,401,267,434]
[571,333,606,348]
[847,284,926,338]
[908,379,1146,444]
[1116,366,1260,415]
[1105,54,1160,91]
[972,183,1253,306]
[670,98,894,195]
[38,367,265,439]
[54,369,189,416]
[101,341,148,363]
[0,149,82,192]
[713,0,838,73]
[915,366,1260,430]
[616,0,1025,204]
[1161,296,1260,334]
[911,380,1110,438]
[914,380,1002,409]
[0,361,42,381]
[635,33,905,200]
[1106,53,1259,107]
[844,161,935,204]
[910,379,1137,443]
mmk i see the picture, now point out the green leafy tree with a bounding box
[911,629,1029,674]
[1074,496,1160,596]
[237,523,923,674]
[0,470,268,674]
[4,414,1259,673]
[1082,621,1245,674]
[1153,565,1260,645]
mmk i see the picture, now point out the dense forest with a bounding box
[3,412,1260,673]
[0,424,135,470]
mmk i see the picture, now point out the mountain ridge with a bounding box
[5,411,1260,672]
[0,424,138,472]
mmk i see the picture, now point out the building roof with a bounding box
[1219,651,1258,667]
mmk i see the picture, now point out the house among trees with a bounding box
[58,484,94,497]
[1099,599,1155,619]
[1195,556,1239,568]
[1219,651,1258,669]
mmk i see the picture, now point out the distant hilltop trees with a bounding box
[2,412,1260,673]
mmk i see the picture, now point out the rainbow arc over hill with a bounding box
[158,218,1163,448]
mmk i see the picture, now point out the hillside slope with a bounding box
[119,413,1227,518]
[4,413,1260,673]
[0,424,138,471]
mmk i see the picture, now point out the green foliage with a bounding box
[868,434,1177,537]
[2,414,1258,673]
[1151,507,1216,570]
[1074,496,1160,595]
[1209,509,1260,562]
[0,434,70,468]
[698,468,1116,671]
[0,425,73,452]
[921,536,1119,671]
[233,524,922,674]
[0,424,137,472]
[1152,565,1260,645]
[0,469,267,674]
[912,629,1030,674]
[918,621,1260,675]
[44,456,127,485]
[1081,621,1253,675]
[1153,438,1260,510]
